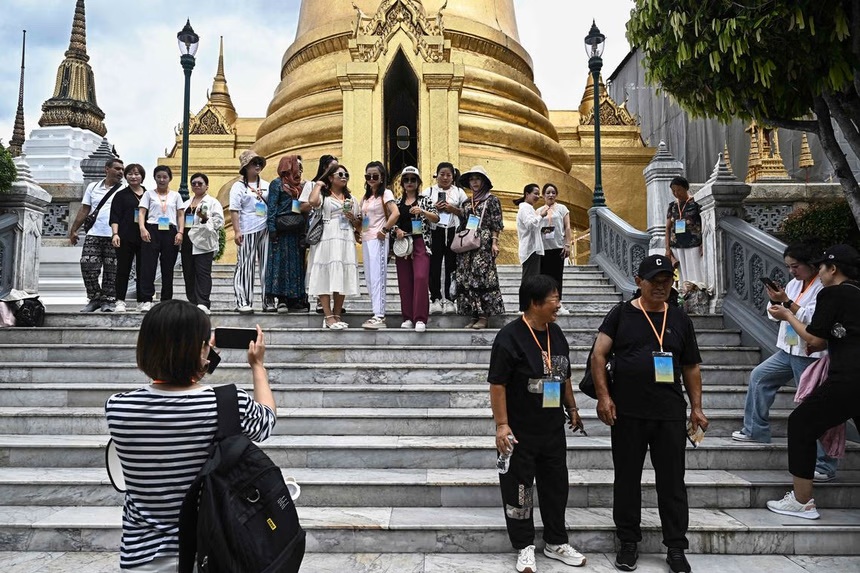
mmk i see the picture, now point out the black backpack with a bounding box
[178,384,305,573]
[13,297,46,327]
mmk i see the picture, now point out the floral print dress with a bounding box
[454,194,506,317]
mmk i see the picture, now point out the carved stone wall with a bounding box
[745,203,794,234]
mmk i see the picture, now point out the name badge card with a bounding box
[674,219,686,234]
[339,213,352,230]
[466,214,479,231]
[653,351,675,383]
[362,214,370,232]
[185,213,195,228]
[542,380,561,408]
[784,324,800,346]
[292,199,301,214]
[412,219,423,235]
[133,210,139,223]
[157,216,170,231]
[255,201,267,217]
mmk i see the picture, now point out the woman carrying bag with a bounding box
[266,155,307,313]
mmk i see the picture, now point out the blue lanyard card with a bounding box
[292,199,301,214]
[542,380,561,408]
[466,214,479,231]
[185,213,194,228]
[255,200,267,217]
[674,219,686,234]
[412,219,423,235]
[157,216,170,231]
[653,351,675,383]
[784,324,800,346]
[133,210,139,223]
[362,214,370,232]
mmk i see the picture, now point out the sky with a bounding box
[0,0,635,170]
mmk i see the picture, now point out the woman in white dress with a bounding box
[306,163,361,329]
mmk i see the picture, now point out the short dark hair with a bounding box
[105,158,123,170]
[153,165,173,180]
[136,300,210,386]
[519,274,560,312]
[783,241,820,267]
[190,172,209,186]
[670,176,689,190]
[542,183,558,194]
[124,163,145,181]
[435,162,455,177]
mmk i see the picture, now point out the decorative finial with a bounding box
[708,152,737,183]
[652,140,677,161]
[798,132,814,169]
[722,141,732,174]
[9,30,26,157]
[12,155,37,185]
[66,0,89,61]
[206,35,237,124]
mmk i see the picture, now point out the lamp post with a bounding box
[177,20,199,200]
[585,20,606,208]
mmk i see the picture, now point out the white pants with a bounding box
[362,238,389,318]
[672,246,705,285]
[233,228,269,308]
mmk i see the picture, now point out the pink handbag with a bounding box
[450,201,487,254]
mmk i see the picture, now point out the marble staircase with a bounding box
[0,264,858,569]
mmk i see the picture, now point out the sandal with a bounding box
[471,317,489,330]
[333,315,349,329]
[464,318,477,329]
[323,315,344,329]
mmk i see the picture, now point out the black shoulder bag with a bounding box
[579,301,625,399]
[82,182,122,232]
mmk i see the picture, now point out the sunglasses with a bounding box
[191,181,206,187]
[365,173,380,181]
[402,177,419,184]
[335,171,349,179]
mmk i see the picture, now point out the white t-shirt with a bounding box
[540,203,569,250]
[139,190,184,227]
[516,202,545,264]
[421,185,467,229]
[82,179,123,237]
[771,276,825,358]
[299,180,314,203]
[229,178,270,236]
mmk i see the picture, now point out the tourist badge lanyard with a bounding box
[466,198,481,231]
[784,276,817,346]
[157,192,171,231]
[541,206,554,235]
[674,198,690,234]
[638,302,674,383]
[186,198,201,229]
[250,181,266,217]
[411,199,423,235]
[523,317,561,408]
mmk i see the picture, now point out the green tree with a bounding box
[0,141,17,194]
[627,0,860,226]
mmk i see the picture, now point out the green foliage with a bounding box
[778,199,860,250]
[0,143,16,194]
[626,0,856,122]
[214,225,226,261]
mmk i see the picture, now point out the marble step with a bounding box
[1,467,857,510]
[198,283,620,295]
[0,551,854,573]
[0,383,795,411]
[0,344,761,365]
[0,362,756,386]
[0,505,858,555]
[40,311,729,330]
[0,406,792,439]
[0,327,743,347]
[2,434,856,470]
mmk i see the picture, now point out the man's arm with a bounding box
[591,332,616,426]
[68,204,91,245]
[681,364,708,432]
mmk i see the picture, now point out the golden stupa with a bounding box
[160,0,653,262]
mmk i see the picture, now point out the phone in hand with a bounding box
[206,347,221,374]
[759,276,779,291]
[214,327,258,349]
[438,191,447,204]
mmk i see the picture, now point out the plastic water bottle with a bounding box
[496,435,515,474]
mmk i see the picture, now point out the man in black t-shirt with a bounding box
[488,275,586,572]
[591,255,707,573]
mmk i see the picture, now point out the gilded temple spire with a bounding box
[9,30,26,157]
[207,36,237,125]
[37,0,107,137]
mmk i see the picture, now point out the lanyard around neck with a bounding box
[637,301,669,352]
[522,316,551,375]
[795,275,818,304]
[676,197,690,219]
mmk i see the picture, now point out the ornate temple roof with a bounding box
[9,30,26,157]
[205,37,237,126]
[37,0,107,137]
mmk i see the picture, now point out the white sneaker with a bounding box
[814,471,836,483]
[197,304,211,315]
[414,321,426,333]
[766,491,820,519]
[138,301,153,312]
[557,305,571,315]
[114,300,127,313]
[731,430,758,443]
[429,300,443,314]
[237,305,254,314]
[544,543,586,567]
[442,299,455,314]
[400,320,414,329]
[516,545,536,573]
[363,316,387,330]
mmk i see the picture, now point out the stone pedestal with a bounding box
[697,155,751,313]
[20,126,102,185]
[0,157,52,295]
[643,141,684,255]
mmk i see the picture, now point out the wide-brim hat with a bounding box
[810,244,860,266]
[238,150,266,174]
[458,165,493,190]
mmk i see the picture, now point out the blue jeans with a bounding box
[741,349,838,477]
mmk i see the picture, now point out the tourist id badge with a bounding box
[339,213,352,230]
[674,219,686,234]
[292,199,301,214]
[653,351,675,383]
[185,213,195,228]
[362,214,370,232]
[133,210,139,223]
[412,219,423,235]
[157,216,170,231]
[466,214,480,231]
[542,380,561,408]
[255,200,267,217]
[784,324,800,346]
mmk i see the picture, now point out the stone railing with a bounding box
[588,206,650,299]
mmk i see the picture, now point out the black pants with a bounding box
[611,416,689,549]
[499,428,569,549]
[788,379,860,479]
[115,239,142,303]
[429,226,457,301]
[140,224,179,303]
[521,252,542,286]
[180,235,214,308]
[541,248,565,297]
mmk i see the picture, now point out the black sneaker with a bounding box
[666,548,691,573]
[615,542,638,571]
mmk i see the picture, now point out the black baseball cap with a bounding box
[811,244,860,266]
[637,254,674,280]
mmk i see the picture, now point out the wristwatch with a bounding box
[782,299,794,309]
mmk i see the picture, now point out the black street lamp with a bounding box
[177,19,199,200]
[585,20,606,208]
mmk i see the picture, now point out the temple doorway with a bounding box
[383,50,419,178]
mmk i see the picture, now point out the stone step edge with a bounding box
[0,363,756,371]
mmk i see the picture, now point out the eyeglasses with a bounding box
[335,172,349,179]
[402,177,419,184]
[365,173,380,181]
[191,181,206,187]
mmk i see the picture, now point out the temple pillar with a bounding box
[338,63,380,174]
[643,141,684,255]
[422,63,464,174]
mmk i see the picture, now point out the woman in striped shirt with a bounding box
[105,300,277,571]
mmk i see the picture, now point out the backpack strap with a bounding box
[214,384,243,439]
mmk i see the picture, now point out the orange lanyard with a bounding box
[795,275,818,304]
[522,316,551,375]
[676,198,690,220]
[637,301,669,352]
[156,191,169,213]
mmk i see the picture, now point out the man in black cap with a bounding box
[591,254,708,573]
